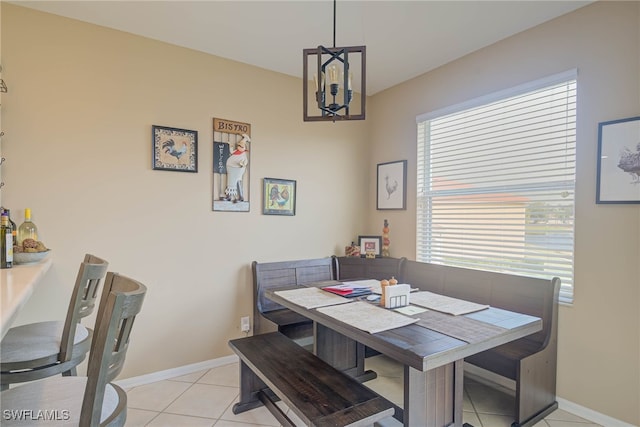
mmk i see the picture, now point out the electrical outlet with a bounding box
[240,316,250,332]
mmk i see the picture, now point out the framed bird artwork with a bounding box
[263,177,296,216]
[152,125,198,172]
[377,160,407,210]
[596,116,640,204]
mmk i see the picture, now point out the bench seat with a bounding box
[466,337,541,380]
[260,308,313,341]
[333,256,559,427]
[230,331,394,427]
[254,256,558,427]
[252,258,335,343]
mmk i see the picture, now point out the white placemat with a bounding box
[274,287,353,309]
[410,291,489,316]
[317,301,419,334]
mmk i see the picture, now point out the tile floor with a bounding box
[124,355,603,427]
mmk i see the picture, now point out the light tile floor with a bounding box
[124,355,603,427]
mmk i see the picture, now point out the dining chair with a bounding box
[1,254,109,390]
[0,271,148,426]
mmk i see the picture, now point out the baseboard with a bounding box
[556,397,638,427]
[464,362,516,394]
[115,357,636,427]
[464,363,637,427]
[114,354,239,389]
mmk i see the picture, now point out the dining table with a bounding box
[0,257,53,339]
[267,281,542,427]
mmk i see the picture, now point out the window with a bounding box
[416,70,577,303]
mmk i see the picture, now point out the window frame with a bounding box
[416,69,577,303]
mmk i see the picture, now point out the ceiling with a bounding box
[13,0,592,95]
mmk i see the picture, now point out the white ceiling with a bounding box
[13,0,592,94]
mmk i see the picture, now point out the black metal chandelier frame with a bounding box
[303,0,366,122]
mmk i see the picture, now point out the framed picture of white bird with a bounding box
[377,160,407,210]
[152,125,198,172]
[596,116,640,204]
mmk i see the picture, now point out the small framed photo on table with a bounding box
[358,235,382,258]
[152,125,198,172]
[596,116,640,204]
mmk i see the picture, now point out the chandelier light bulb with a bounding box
[328,65,340,86]
[313,72,325,92]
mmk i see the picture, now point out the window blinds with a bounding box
[416,71,577,303]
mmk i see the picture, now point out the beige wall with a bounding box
[369,2,639,425]
[1,3,370,376]
[2,2,639,425]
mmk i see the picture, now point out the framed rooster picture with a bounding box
[152,125,198,172]
[263,178,296,216]
[596,116,640,204]
[377,160,407,210]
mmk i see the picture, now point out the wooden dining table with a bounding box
[0,258,52,339]
[267,283,542,427]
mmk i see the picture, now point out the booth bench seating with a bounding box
[252,256,559,427]
[252,258,334,346]
[252,257,378,382]
[338,256,560,427]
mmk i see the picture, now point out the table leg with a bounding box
[314,323,377,382]
[454,360,464,426]
[404,360,464,427]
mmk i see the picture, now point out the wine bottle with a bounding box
[17,208,39,246]
[1,213,13,269]
[0,208,17,248]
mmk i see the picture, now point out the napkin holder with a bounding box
[384,284,411,309]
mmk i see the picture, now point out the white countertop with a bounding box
[1,257,53,339]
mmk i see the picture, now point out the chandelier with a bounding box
[303,0,366,122]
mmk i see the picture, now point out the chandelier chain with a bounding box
[333,0,336,48]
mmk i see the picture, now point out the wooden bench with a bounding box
[252,258,335,344]
[253,258,377,382]
[402,260,560,427]
[333,256,406,281]
[255,256,558,426]
[332,256,559,427]
[229,331,395,427]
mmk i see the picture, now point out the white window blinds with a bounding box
[416,70,577,303]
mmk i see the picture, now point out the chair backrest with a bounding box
[253,258,335,315]
[80,271,147,427]
[59,254,109,362]
[333,256,406,281]
[402,260,559,349]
